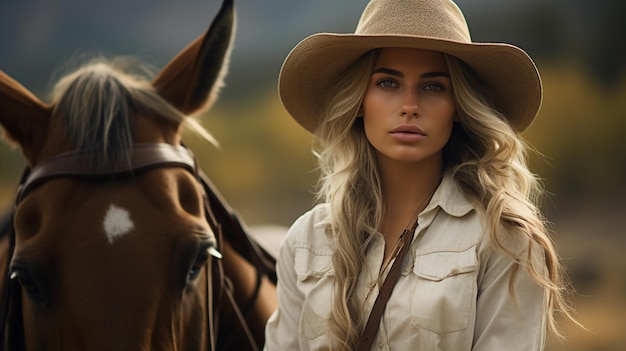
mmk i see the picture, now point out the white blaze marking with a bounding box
[103,204,134,243]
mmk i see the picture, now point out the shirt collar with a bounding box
[426,171,475,217]
[314,171,475,229]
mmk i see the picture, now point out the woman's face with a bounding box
[362,48,456,167]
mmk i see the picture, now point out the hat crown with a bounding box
[356,0,471,43]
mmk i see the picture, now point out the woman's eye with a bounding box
[423,82,445,91]
[376,79,398,89]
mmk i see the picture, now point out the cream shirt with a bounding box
[264,175,546,350]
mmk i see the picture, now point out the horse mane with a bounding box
[50,57,215,166]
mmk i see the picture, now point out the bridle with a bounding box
[0,143,276,351]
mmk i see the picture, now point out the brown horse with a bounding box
[0,0,277,350]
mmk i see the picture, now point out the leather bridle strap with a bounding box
[199,174,260,351]
[15,143,197,204]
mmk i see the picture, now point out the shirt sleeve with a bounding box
[472,235,547,350]
[263,221,304,351]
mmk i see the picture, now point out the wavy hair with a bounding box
[314,50,382,350]
[313,50,576,350]
[444,55,578,340]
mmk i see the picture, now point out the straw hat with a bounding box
[278,0,542,133]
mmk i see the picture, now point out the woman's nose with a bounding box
[400,91,420,117]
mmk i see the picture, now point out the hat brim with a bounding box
[279,33,542,133]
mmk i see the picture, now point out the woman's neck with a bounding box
[378,155,443,211]
[377,154,443,247]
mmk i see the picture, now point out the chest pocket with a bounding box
[295,246,334,282]
[409,245,478,334]
[294,246,335,342]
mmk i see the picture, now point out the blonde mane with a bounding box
[51,58,214,165]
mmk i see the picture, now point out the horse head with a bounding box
[0,1,276,350]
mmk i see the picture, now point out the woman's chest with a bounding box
[293,215,484,349]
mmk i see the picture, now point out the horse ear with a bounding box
[152,0,235,115]
[0,70,52,164]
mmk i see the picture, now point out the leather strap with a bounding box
[357,221,418,351]
[16,143,196,204]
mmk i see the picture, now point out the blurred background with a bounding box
[0,0,624,349]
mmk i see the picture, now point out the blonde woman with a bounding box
[265,0,576,350]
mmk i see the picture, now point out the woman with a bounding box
[265,0,577,350]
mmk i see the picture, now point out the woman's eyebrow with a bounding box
[422,71,450,79]
[371,67,450,79]
[372,67,403,77]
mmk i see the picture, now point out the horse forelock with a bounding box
[49,58,191,166]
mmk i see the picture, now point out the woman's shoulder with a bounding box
[283,203,334,249]
[289,203,330,230]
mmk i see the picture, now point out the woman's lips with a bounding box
[389,124,426,142]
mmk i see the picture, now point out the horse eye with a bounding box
[10,268,47,306]
[186,246,211,283]
[187,261,204,282]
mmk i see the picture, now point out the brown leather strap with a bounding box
[16,143,196,204]
[357,222,418,351]
[199,171,277,285]
[199,171,275,350]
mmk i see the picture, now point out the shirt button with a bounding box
[378,341,384,348]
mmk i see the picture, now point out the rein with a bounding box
[0,143,274,351]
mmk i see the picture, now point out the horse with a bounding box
[0,0,277,349]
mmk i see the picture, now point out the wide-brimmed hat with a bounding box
[278,0,542,133]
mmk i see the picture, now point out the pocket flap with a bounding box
[295,247,334,281]
[414,246,477,281]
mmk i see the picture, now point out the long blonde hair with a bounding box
[315,51,382,350]
[313,50,576,350]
